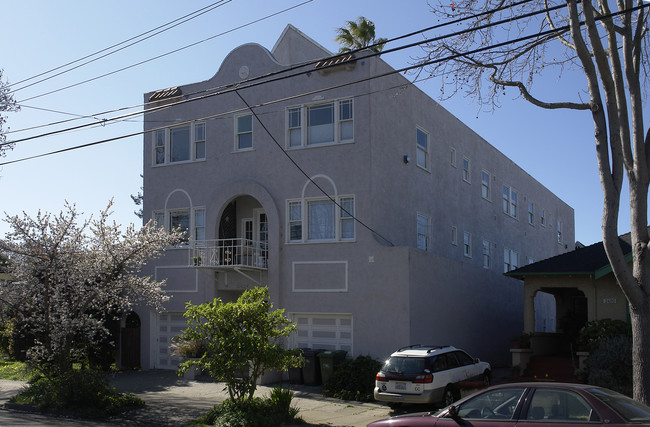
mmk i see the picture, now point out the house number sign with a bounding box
[603,298,617,304]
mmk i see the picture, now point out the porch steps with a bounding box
[522,355,581,383]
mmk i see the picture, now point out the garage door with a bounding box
[157,312,186,369]
[292,314,352,353]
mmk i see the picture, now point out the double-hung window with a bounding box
[481,171,490,200]
[153,121,206,165]
[482,240,491,269]
[417,214,429,251]
[462,158,470,182]
[286,98,354,148]
[504,248,518,272]
[236,114,253,150]
[528,202,535,225]
[463,232,472,257]
[416,127,429,170]
[557,220,563,243]
[287,196,355,242]
[503,185,518,218]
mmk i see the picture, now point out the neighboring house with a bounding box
[134,25,574,373]
[506,236,631,359]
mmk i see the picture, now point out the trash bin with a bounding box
[302,348,324,386]
[288,349,304,384]
[318,350,347,385]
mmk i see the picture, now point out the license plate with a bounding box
[395,382,407,390]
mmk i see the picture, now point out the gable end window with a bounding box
[286,98,354,148]
[153,121,206,166]
[287,196,355,243]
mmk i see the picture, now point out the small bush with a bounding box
[197,387,303,427]
[577,319,631,352]
[587,335,633,396]
[322,355,382,402]
[11,369,144,418]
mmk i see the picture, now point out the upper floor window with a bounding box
[153,207,205,244]
[482,239,491,269]
[463,232,472,258]
[417,214,429,251]
[462,158,471,183]
[504,248,518,272]
[416,127,429,170]
[153,121,206,166]
[528,202,535,225]
[450,148,456,167]
[503,185,518,218]
[540,209,546,226]
[287,196,355,243]
[557,220,563,243]
[286,98,354,148]
[481,171,491,200]
[451,226,458,245]
[236,114,253,150]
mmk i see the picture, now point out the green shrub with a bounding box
[197,386,303,427]
[586,335,633,396]
[322,355,382,402]
[577,319,631,352]
[11,369,143,418]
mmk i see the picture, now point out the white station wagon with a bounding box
[374,345,491,407]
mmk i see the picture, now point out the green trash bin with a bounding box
[317,350,347,385]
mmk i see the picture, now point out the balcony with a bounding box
[188,239,268,270]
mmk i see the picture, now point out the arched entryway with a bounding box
[120,311,141,369]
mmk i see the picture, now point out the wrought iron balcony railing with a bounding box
[188,239,267,269]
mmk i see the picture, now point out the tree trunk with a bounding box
[630,301,650,403]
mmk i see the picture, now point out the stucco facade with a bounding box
[135,25,574,371]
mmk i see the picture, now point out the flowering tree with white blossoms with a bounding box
[0,201,182,378]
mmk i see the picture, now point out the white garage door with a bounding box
[292,314,353,353]
[157,312,186,369]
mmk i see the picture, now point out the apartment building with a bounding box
[135,25,574,371]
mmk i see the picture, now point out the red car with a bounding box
[368,382,650,426]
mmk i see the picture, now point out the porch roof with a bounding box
[506,237,632,280]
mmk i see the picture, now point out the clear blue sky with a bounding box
[0,0,634,246]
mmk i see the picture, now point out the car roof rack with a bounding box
[397,344,450,352]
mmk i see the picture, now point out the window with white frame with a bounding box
[464,232,472,257]
[528,202,535,225]
[504,248,518,272]
[286,98,354,148]
[152,208,205,243]
[482,240,491,269]
[417,214,429,251]
[416,127,429,170]
[481,171,490,200]
[557,220,563,243]
[462,158,470,182]
[153,121,206,165]
[503,185,518,218]
[287,196,355,242]
[540,209,546,226]
[451,226,457,245]
[236,114,253,150]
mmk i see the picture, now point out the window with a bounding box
[152,208,205,244]
[287,196,355,242]
[528,202,535,225]
[286,99,354,148]
[481,171,490,200]
[526,389,595,422]
[450,148,456,167]
[417,214,429,251]
[527,256,535,264]
[451,226,457,245]
[194,122,205,160]
[504,248,518,272]
[557,220,563,243]
[464,232,472,258]
[462,158,470,182]
[152,121,206,165]
[503,185,518,218]
[540,209,546,226]
[482,240,491,269]
[236,114,253,150]
[416,127,429,169]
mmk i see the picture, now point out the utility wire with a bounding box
[9,0,231,93]
[8,0,537,129]
[5,0,568,145]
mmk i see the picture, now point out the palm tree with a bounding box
[334,17,387,53]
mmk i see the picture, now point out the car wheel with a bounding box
[483,370,491,387]
[442,386,455,407]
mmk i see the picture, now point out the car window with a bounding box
[453,351,474,366]
[525,389,597,422]
[431,355,448,372]
[454,387,526,420]
[588,387,650,422]
[445,352,460,369]
[383,357,425,374]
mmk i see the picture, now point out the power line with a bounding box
[8,0,535,131]
[5,0,563,145]
[8,0,232,93]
